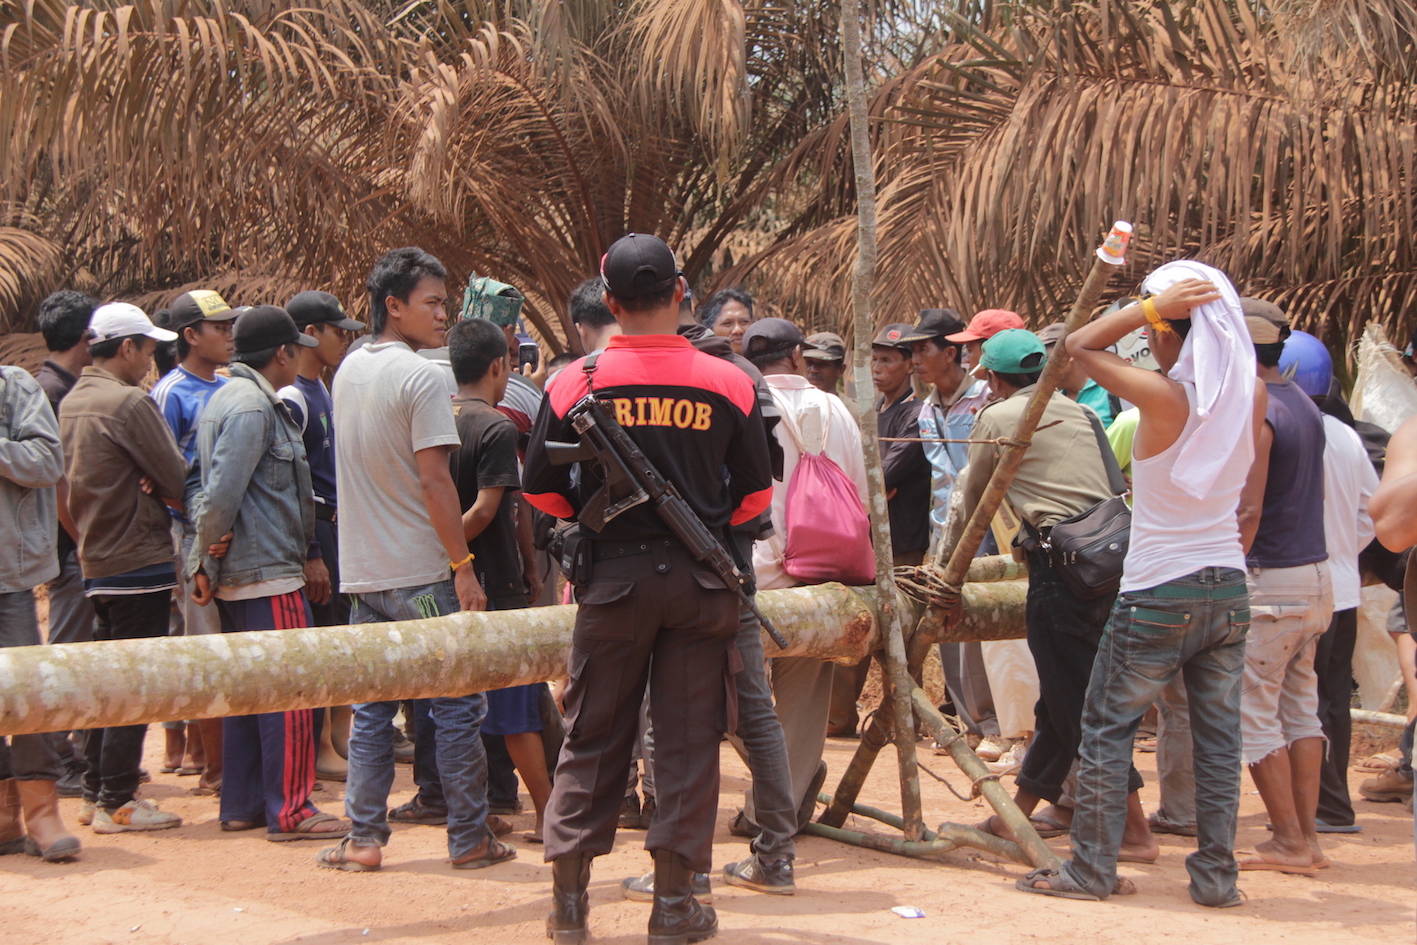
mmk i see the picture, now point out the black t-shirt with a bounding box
[877,389,930,555]
[450,396,524,600]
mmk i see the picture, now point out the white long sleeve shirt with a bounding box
[753,374,869,591]
[1321,414,1377,611]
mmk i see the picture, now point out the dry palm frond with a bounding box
[736,0,1417,353]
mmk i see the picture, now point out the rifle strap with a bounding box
[582,350,601,393]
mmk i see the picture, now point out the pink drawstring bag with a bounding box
[777,404,875,586]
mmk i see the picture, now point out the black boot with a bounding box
[546,853,592,944]
[647,850,717,945]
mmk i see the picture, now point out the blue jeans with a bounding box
[344,580,490,859]
[1062,567,1249,906]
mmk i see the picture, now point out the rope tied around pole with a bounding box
[893,563,962,611]
[916,757,1001,802]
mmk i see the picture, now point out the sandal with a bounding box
[1356,750,1401,773]
[316,836,381,872]
[1030,812,1070,839]
[451,837,517,870]
[1015,867,1101,901]
[269,812,351,842]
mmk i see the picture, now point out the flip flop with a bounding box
[1314,819,1362,834]
[1236,851,1316,876]
[176,766,204,777]
[451,837,517,870]
[190,784,220,797]
[1030,813,1070,839]
[523,831,544,844]
[1356,750,1401,773]
[316,837,381,872]
[160,765,181,774]
[1117,851,1159,864]
[1015,867,1101,901]
[269,812,351,842]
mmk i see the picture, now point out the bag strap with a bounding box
[1082,405,1128,497]
[772,396,820,457]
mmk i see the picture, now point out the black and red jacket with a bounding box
[523,334,773,541]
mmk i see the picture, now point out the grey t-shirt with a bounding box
[333,340,460,593]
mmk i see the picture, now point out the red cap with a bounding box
[946,309,1025,343]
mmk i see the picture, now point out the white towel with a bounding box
[1141,261,1256,499]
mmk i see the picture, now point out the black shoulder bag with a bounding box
[1041,408,1132,600]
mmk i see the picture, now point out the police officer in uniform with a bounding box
[523,234,773,945]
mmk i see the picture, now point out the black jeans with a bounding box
[1315,608,1358,824]
[409,703,518,811]
[82,591,172,809]
[1017,549,1143,802]
[309,517,350,628]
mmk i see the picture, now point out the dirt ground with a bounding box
[2,707,1412,945]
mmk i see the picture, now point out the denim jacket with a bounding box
[0,367,62,593]
[185,363,316,588]
[918,377,990,540]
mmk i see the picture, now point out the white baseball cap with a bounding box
[88,302,178,346]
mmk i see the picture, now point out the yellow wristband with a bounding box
[450,552,475,571]
[1142,297,1174,334]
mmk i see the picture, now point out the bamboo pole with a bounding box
[801,818,1026,864]
[839,0,924,839]
[911,689,1060,870]
[814,794,1028,864]
[821,224,1130,829]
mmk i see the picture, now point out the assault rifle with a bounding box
[546,395,788,650]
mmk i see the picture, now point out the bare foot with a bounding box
[319,839,381,870]
[1117,838,1160,863]
[974,814,1017,841]
[1308,838,1329,868]
[1034,804,1073,830]
[1254,837,1313,870]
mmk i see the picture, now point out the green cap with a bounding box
[979,328,1047,374]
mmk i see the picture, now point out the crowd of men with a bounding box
[1,232,1413,942]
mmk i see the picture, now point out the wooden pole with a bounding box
[820,223,1130,829]
[839,0,924,839]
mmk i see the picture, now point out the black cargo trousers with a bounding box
[543,538,739,873]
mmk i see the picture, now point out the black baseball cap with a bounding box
[871,323,916,354]
[234,305,319,354]
[740,317,804,360]
[286,290,365,331]
[169,290,238,331]
[601,233,679,298]
[898,308,966,344]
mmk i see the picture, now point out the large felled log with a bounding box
[1,584,875,736]
[0,580,1029,737]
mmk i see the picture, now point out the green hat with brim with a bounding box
[979,328,1048,374]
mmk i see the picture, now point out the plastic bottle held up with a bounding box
[1097,221,1133,264]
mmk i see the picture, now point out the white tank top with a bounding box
[1120,382,1252,592]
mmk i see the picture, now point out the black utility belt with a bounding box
[591,538,676,562]
[559,532,680,586]
[314,504,338,523]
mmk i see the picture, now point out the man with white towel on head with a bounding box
[1017,263,1265,908]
